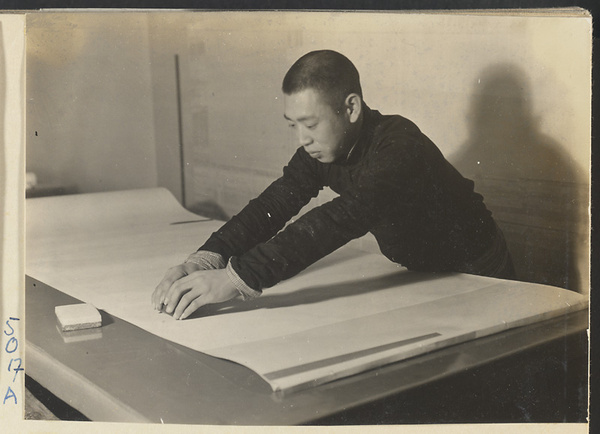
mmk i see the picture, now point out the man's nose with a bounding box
[298,127,313,147]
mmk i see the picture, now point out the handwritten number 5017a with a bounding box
[3,317,21,405]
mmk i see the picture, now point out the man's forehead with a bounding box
[283,89,329,119]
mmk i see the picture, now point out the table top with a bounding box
[25,274,588,425]
[24,189,589,424]
[25,189,589,397]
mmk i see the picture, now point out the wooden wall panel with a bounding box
[473,178,589,292]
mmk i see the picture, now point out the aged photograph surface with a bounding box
[7,9,593,429]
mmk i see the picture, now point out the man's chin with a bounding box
[317,156,334,163]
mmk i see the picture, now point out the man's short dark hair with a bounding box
[282,50,363,112]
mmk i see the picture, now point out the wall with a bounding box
[25,11,589,293]
[147,11,591,293]
[148,13,296,216]
[26,13,158,194]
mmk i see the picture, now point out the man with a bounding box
[151,50,515,320]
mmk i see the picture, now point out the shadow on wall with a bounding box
[452,63,586,291]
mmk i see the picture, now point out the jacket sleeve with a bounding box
[198,147,324,262]
[230,140,426,291]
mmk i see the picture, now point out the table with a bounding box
[25,275,588,424]
[24,189,589,424]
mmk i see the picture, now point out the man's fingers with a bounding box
[153,279,174,310]
[152,283,169,310]
[179,298,205,320]
[152,266,188,311]
[172,289,195,319]
[174,292,206,320]
[163,275,196,314]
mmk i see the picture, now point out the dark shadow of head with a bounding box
[470,65,534,138]
[454,63,577,182]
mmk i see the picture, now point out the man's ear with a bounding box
[344,93,362,123]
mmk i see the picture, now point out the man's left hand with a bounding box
[161,269,239,320]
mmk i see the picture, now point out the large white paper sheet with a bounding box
[26,188,588,392]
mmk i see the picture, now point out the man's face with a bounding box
[283,89,354,164]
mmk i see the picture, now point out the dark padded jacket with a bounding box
[200,104,496,291]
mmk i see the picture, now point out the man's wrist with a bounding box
[225,259,262,301]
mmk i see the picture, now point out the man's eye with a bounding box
[288,123,296,129]
[306,124,317,130]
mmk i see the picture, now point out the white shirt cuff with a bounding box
[184,250,227,269]
[225,259,262,301]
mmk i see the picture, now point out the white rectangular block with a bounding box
[55,303,102,332]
